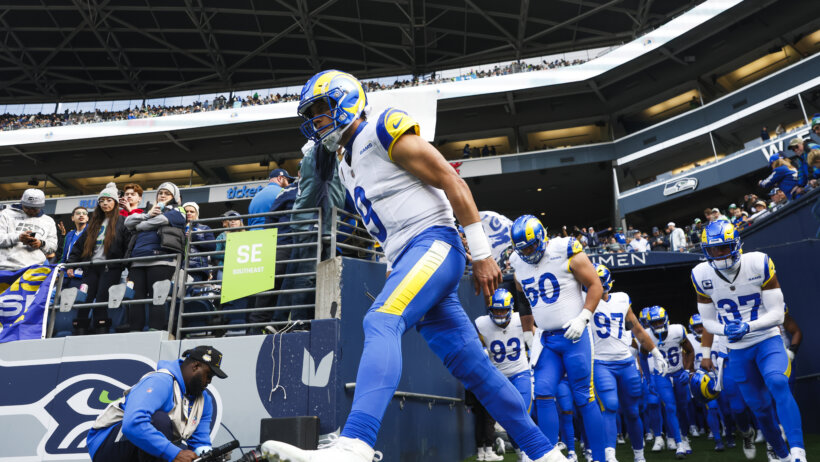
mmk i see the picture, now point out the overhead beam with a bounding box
[183,0,230,82]
[164,132,191,152]
[524,0,624,44]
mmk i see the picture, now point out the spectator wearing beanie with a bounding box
[119,183,144,217]
[66,183,132,335]
[183,202,216,282]
[124,182,185,331]
[0,189,58,270]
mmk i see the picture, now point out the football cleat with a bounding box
[689,425,700,438]
[766,443,777,462]
[741,428,757,460]
[605,447,618,462]
[666,437,677,451]
[633,448,646,462]
[791,447,807,462]
[675,446,687,459]
[651,436,665,452]
[484,448,504,461]
[260,436,381,462]
[714,440,725,452]
[680,437,692,454]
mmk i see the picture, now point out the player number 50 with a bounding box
[521,273,560,306]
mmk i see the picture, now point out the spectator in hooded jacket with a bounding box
[60,206,89,283]
[66,183,132,335]
[124,182,186,332]
[760,156,802,200]
[0,189,58,270]
[119,183,144,217]
[183,202,216,282]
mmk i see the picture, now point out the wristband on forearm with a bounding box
[463,222,491,261]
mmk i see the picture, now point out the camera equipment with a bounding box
[194,440,239,462]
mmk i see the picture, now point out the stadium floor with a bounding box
[461,433,820,461]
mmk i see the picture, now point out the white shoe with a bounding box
[605,447,618,462]
[567,451,578,462]
[532,446,571,462]
[477,446,486,461]
[644,433,653,442]
[741,428,757,460]
[766,443,778,462]
[261,436,380,462]
[667,437,677,451]
[584,448,593,462]
[652,436,665,452]
[516,448,524,462]
[689,426,700,438]
[680,437,692,454]
[496,437,507,455]
[791,447,807,462]
[675,446,687,459]
[707,431,714,440]
[484,447,504,462]
[756,430,766,444]
[633,448,646,462]
[555,442,567,453]
[617,434,626,445]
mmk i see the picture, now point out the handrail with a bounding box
[344,382,463,409]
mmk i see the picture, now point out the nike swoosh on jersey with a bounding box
[392,117,403,129]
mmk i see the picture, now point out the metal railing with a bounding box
[174,208,321,338]
[329,207,385,261]
[46,253,183,337]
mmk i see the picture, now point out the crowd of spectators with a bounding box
[0,56,588,132]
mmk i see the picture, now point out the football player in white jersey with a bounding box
[687,315,725,452]
[692,221,805,462]
[644,306,694,459]
[589,264,668,462]
[476,288,534,462]
[261,71,565,462]
[508,215,607,462]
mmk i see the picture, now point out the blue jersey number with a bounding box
[489,338,522,363]
[353,186,387,242]
[665,346,680,367]
[521,273,560,307]
[593,312,624,339]
[716,293,761,324]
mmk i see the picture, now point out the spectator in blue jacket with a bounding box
[247,168,294,228]
[124,182,186,332]
[183,202,215,282]
[60,206,89,283]
[760,155,802,200]
[786,137,811,187]
[87,345,227,462]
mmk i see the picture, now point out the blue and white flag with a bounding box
[0,264,57,343]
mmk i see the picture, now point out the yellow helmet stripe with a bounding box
[312,70,343,96]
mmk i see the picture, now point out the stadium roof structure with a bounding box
[0,0,699,103]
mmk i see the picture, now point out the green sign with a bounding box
[221,229,277,303]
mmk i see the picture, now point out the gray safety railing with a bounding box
[46,253,184,338]
[329,207,385,260]
[175,208,321,338]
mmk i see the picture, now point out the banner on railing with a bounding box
[0,264,56,343]
[221,229,278,303]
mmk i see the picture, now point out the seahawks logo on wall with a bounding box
[0,354,222,459]
[663,177,698,196]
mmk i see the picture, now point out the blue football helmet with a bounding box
[488,288,514,327]
[510,215,547,264]
[701,221,742,271]
[297,70,368,151]
[690,369,720,405]
[647,306,669,341]
[595,264,613,292]
[639,307,650,328]
[689,314,704,342]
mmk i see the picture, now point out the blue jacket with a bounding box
[247,183,283,227]
[265,181,299,244]
[129,208,186,259]
[760,165,801,200]
[187,223,216,269]
[60,229,84,263]
[86,359,213,461]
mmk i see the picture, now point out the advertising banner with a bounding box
[221,229,278,303]
[0,264,57,343]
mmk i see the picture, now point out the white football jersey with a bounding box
[687,333,706,366]
[592,292,633,362]
[337,108,457,265]
[647,324,687,374]
[480,211,513,266]
[510,237,586,331]
[476,313,530,377]
[713,333,728,357]
[691,252,780,349]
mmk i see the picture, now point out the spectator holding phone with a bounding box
[119,183,144,217]
[124,182,185,331]
[66,183,132,335]
[0,189,58,270]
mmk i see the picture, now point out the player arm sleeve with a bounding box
[697,302,723,335]
[121,375,181,462]
[750,288,786,332]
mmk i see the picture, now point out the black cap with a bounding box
[183,345,227,379]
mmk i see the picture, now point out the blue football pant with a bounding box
[668,369,693,437]
[650,373,683,443]
[341,235,554,458]
[506,371,534,450]
[534,328,605,462]
[729,335,802,456]
[557,377,575,450]
[594,359,643,451]
[718,354,752,433]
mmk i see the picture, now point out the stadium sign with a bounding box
[662,177,698,196]
[207,181,267,203]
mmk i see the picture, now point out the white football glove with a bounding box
[527,330,543,368]
[650,348,669,376]
[786,348,795,362]
[562,310,592,341]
